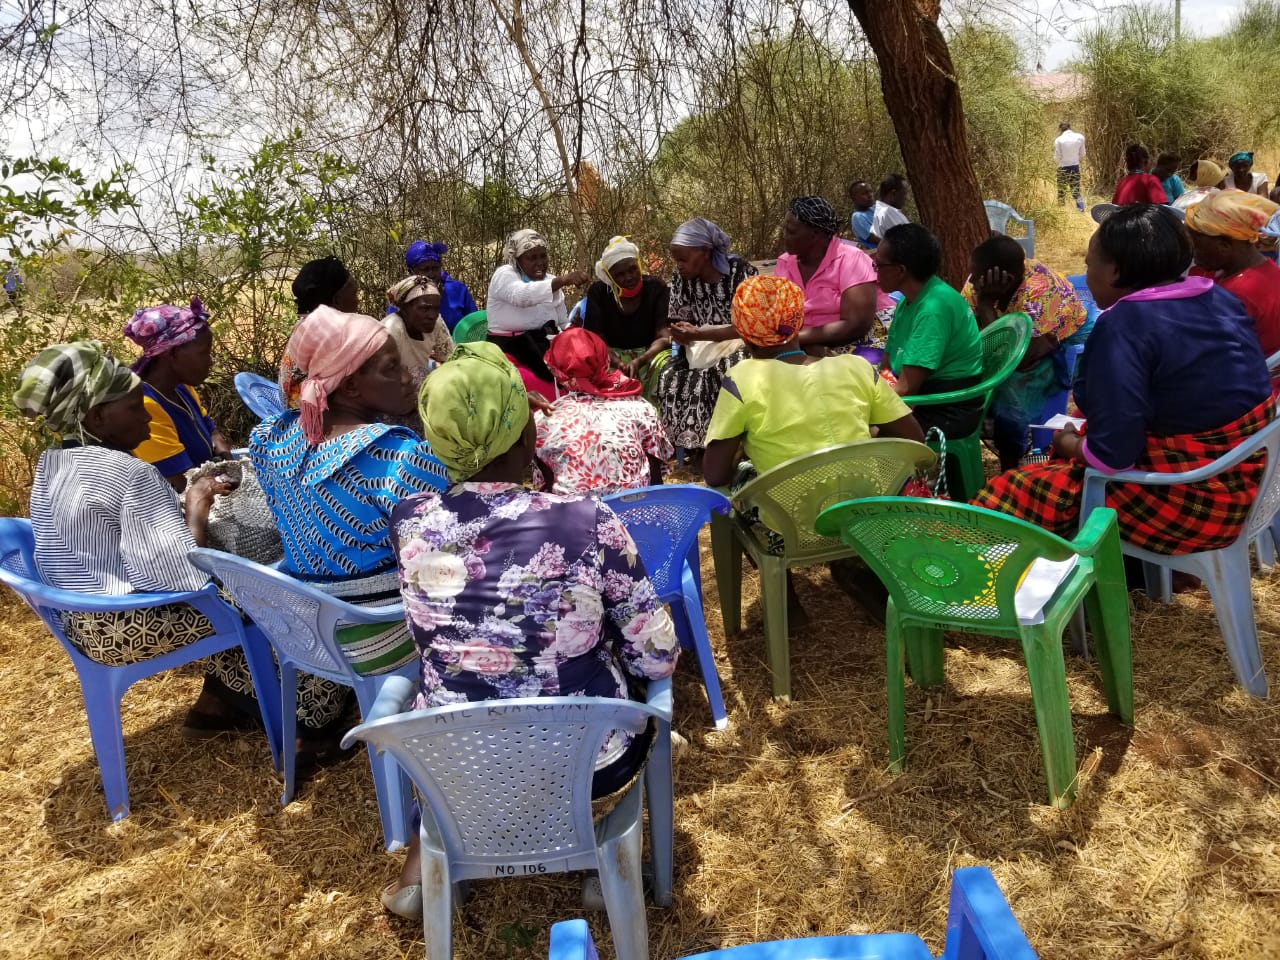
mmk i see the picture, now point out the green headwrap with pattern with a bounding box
[419,341,529,481]
[13,341,139,441]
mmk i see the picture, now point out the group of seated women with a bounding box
[16,184,1280,919]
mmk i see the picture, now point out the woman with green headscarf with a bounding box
[375,341,680,919]
[15,340,259,735]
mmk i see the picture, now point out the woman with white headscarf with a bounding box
[580,235,672,397]
[485,229,590,397]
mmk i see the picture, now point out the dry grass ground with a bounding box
[3,219,1280,960]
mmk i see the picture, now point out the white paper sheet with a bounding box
[1013,555,1079,626]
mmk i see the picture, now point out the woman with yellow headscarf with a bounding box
[580,235,672,397]
[377,341,678,918]
[1187,189,1280,367]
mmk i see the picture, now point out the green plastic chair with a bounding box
[709,439,937,701]
[814,497,1134,808]
[452,309,488,345]
[900,311,1032,501]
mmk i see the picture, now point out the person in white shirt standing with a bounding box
[869,173,910,245]
[1054,121,1087,211]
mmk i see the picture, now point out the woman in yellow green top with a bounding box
[874,224,983,439]
[702,275,923,488]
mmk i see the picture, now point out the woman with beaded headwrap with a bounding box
[775,195,895,360]
[14,340,265,736]
[653,217,757,454]
[485,228,590,399]
[580,235,672,398]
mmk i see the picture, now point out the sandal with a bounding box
[380,881,423,919]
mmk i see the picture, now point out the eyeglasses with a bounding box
[872,260,902,273]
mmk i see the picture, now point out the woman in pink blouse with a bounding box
[774,195,896,358]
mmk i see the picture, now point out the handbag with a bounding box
[900,427,950,500]
[185,458,284,564]
[686,337,745,370]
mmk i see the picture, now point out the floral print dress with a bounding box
[390,482,678,767]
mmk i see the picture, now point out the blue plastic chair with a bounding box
[549,865,1037,960]
[604,484,731,729]
[1079,415,1280,697]
[234,371,286,421]
[0,518,282,821]
[1028,342,1086,454]
[983,201,1035,258]
[187,548,417,850]
[343,675,675,960]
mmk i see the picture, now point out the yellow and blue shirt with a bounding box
[132,384,217,478]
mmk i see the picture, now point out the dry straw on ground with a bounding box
[2,530,1279,960]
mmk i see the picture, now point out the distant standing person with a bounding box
[1112,144,1168,206]
[847,179,877,250]
[1226,151,1270,197]
[404,240,477,332]
[1054,121,1086,211]
[3,263,21,306]
[869,174,910,246]
[1153,152,1185,204]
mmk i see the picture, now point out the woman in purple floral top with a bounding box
[379,342,678,919]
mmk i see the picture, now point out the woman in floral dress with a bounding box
[653,218,757,453]
[377,341,679,919]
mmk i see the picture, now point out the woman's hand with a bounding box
[972,266,1016,305]
[183,475,235,547]
[527,391,555,415]
[1050,422,1084,461]
[556,270,591,288]
[669,321,700,345]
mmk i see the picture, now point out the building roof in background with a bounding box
[1025,72,1084,103]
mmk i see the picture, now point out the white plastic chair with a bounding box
[1078,415,1280,697]
[188,547,417,850]
[983,201,1035,257]
[342,676,675,960]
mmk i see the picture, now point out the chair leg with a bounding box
[644,725,674,907]
[597,798,649,960]
[1082,584,1134,724]
[885,605,907,774]
[1142,560,1172,603]
[420,844,455,960]
[710,514,742,638]
[1067,606,1089,659]
[240,626,283,772]
[951,435,985,502]
[77,668,131,821]
[681,569,728,729]
[1020,626,1078,808]
[1200,548,1269,698]
[355,679,412,851]
[758,555,791,701]
[279,661,299,807]
[904,626,945,688]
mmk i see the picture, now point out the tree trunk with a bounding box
[846,0,988,287]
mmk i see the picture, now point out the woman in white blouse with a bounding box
[485,228,589,396]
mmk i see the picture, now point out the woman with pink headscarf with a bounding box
[249,307,450,737]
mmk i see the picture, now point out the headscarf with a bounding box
[789,196,841,236]
[593,235,643,304]
[405,240,448,270]
[419,341,529,481]
[386,276,441,311]
[123,297,210,372]
[1186,189,1280,242]
[1191,159,1227,188]
[286,305,390,445]
[13,341,139,441]
[671,218,732,275]
[292,257,351,315]
[731,276,805,347]
[452,310,489,344]
[545,328,643,398]
[504,229,548,271]
[1229,151,1255,166]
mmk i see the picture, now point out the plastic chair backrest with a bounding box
[734,440,936,555]
[1267,348,1280,373]
[603,485,729,598]
[983,201,1015,233]
[0,517,65,635]
[902,313,1031,409]
[234,372,286,421]
[452,309,489,344]
[346,696,668,875]
[188,548,399,684]
[814,497,1083,626]
[1239,418,1280,543]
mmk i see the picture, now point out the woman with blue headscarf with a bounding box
[404,240,478,331]
[653,218,757,452]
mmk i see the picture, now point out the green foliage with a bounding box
[0,156,135,260]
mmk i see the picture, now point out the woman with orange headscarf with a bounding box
[702,276,923,489]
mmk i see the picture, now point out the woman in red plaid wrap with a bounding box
[973,204,1274,555]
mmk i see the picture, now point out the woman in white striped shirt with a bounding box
[16,341,261,736]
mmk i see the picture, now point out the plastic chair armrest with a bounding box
[1069,507,1119,558]
[942,866,1038,960]
[900,385,981,407]
[1267,348,1280,373]
[548,919,599,960]
[341,675,416,749]
[23,580,226,617]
